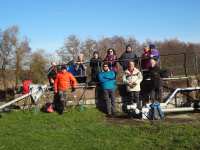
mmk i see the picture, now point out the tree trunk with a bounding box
[2,68,7,90]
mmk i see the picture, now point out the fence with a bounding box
[160,52,200,76]
[65,52,200,83]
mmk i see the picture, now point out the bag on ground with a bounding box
[149,102,164,120]
[41,102,54,113]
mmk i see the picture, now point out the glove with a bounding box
[71,87,76,92]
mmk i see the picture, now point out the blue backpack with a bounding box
[149,102,164,120]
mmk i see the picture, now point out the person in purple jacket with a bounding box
[141,44,160,71]
[149,44,160,62]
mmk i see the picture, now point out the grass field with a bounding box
[0,108,200,150]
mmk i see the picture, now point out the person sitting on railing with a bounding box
[104,48,118,74]
[89,51,102,84]
[74,53,86,76]
[119,44,138,71]
[123,61,143,109]
[67,53,87,83]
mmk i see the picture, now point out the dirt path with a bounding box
[105,112,200,125]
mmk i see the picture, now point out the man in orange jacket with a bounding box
[54,65,77,114]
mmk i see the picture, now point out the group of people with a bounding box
[47,44,163,116]
[89,44,160,81]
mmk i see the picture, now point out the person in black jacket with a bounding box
[149,58,162,102]
[47,62,58,87]
[90,51,102,84]
[119,44,138,71]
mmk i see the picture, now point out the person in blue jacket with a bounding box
[98,62,116,117]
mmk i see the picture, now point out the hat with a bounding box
[61,65,66,70]
[149,44,156,49]
[126,44,132,49]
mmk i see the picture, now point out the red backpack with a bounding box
[42,103,54,113]
[22,80,32,94]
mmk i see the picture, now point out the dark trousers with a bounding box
[150,88,162,102]
[91,72,99,83]
[103,89,115,115]
[54,91,68,114]
[128,91,141,109]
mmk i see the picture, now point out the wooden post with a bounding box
[183,53,189,87]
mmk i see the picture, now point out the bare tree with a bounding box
[0,26,18,89]
[56,47,71,63]
[57,35,80,63]
[98,37,113,58]
[111,36,126,57]
[30,49,48,83]
[46,52,61,65]
[15,37,31,85]
[81,38,97,61]
[126,37,141,55]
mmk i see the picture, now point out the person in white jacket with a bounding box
[123,61,143,109]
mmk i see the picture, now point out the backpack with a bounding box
[149,102,164,120]
[41,102,54,113]
[22,80,32,94]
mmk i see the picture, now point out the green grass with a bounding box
[0,108,200,150]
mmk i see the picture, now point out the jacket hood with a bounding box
[125,68,140,75]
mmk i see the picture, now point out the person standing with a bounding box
[47,62,58,88]
[149,44,160,61]
[90,51,102,84]
[98,63,116,117]
[54,65,77,114]
[119,44,138,71]
[123,61,143,109]
[141,44,160,71]
[141,45,151,70]
[148,58,162,102]
[104,48,118,73]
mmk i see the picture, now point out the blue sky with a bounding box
[0,0,199,52]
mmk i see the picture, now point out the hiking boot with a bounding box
[106,114,112,118]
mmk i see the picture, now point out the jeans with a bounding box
[103,89,116,115]
[150,88,162,102]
